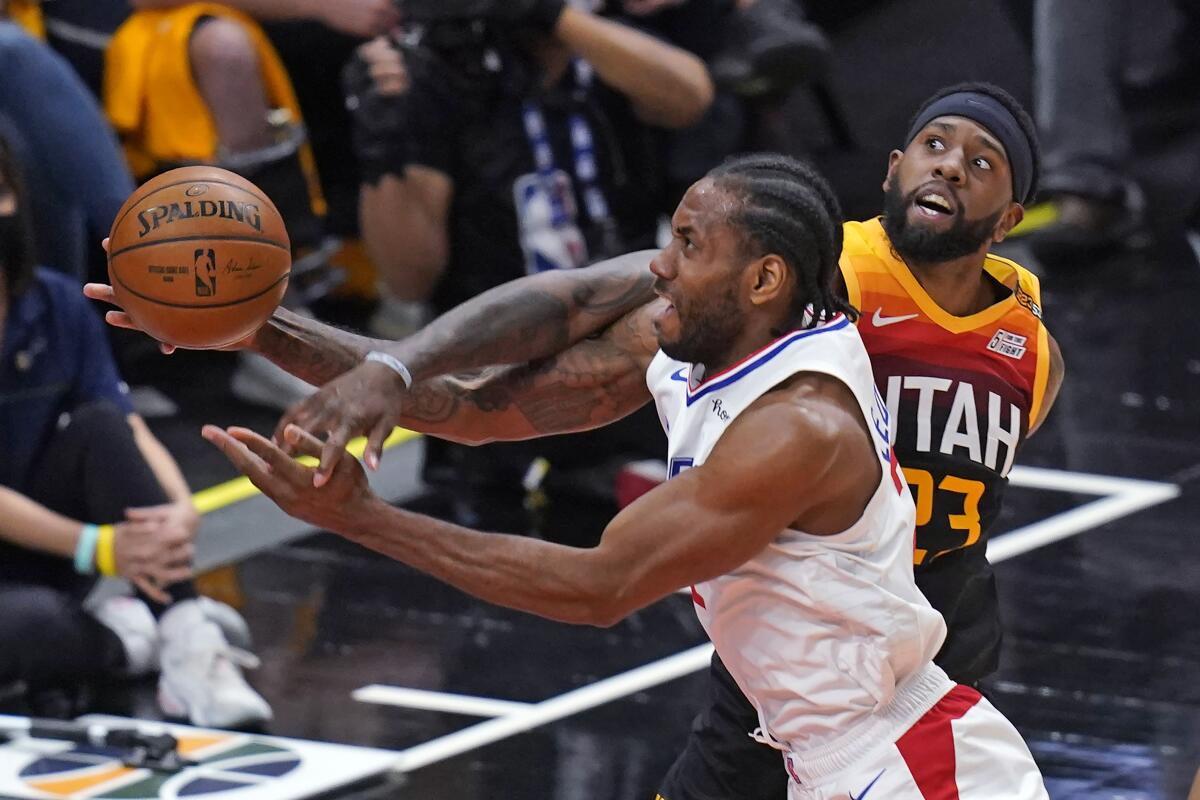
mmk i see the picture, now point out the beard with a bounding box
[881,180,1003,264]
[657,280,745,368]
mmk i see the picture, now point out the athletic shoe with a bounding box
[197,597,254,652]
[157,600,272,729]
[89,596,159,678]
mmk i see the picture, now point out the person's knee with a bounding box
[188,17,261,91]
[0,586,76,645]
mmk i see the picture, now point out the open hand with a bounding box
[203,424,377,534]
[273,361,407,486]
[84,238,260,354]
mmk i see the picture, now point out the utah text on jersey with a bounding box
[840,218,1051,565]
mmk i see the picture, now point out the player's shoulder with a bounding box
[840,218,883,256]
[750,371,863,446]
[984,250,1046,322]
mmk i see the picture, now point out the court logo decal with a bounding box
[19,733,300,798]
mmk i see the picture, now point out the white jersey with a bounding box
[646,314,948,757]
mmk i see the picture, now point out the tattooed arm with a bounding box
[86,249,655,388]
[395,302,660,445]
[250,250,656,387]
[271,251,658,480]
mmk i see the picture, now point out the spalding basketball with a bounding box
[107,166,291,349]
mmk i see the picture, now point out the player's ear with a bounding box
[883,149,903,192]
[992,202,1024,244]
[749,254,788,307]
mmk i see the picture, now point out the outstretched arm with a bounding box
[393,303,660,445]
[86,249,654,388]
[205,374,863,626]
[269,251,657,477]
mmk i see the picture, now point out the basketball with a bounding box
[107,166,291,349]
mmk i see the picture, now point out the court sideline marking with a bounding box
[354,464,1180,774]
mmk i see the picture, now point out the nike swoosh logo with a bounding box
[871,308,919,327]
[670,368,688,382]
[850,769,886,800]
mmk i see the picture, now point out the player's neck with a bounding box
[703,315,789,377]
[905,251,999,317]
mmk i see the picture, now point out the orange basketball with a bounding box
[107,166,291,349]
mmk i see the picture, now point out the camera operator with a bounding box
[346,0,713,497]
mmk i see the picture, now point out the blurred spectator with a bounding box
[32,0,327,240]
[709,0,829,99]
[1027,0,1200,261]
[346,0,712,494]
[23,0,396,407]
[0,131,270,726]
[0,21,133,280]
[350,0,713,332]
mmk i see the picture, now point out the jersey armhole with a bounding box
[1029,323,1051,427]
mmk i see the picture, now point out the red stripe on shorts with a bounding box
[895,684,982,799]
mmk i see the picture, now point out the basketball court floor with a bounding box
[3,1,1199,797]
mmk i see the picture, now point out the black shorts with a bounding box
[656,652,787,800]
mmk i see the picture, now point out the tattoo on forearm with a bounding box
[399,309,655,441]
[255,310,378,386]
[400,257,656,381]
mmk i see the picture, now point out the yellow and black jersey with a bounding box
[841,217,1051,682]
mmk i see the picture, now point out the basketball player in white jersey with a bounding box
[91,155,1047,797]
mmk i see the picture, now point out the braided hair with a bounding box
[709,153,858,329]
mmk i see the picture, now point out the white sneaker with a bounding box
[197,597,254,652]
[230,351,317,412]
[157,600,272,728]
[89,596,159,678]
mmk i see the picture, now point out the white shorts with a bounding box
[785,685,1048,800]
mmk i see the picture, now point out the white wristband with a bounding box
[365,351,413,388]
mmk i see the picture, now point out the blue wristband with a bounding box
[75,524,100,575]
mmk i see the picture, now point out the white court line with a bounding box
[350,686,533,718]
[361,466,1180,775]
[1007,465,1177,496]
[989,479,1180,562]
[389,644,715,773]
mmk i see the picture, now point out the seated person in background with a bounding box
[346,0,713,496]
[0,132,270,728]
[22,0,379,408]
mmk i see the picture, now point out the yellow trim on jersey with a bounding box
[839,259,863,310]
[852,218,1030,334]
[1012,262,1043,307]
[1029,322,1051,428]
[886,254,1019,334]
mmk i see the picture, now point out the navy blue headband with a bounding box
[905,92,1034,205]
